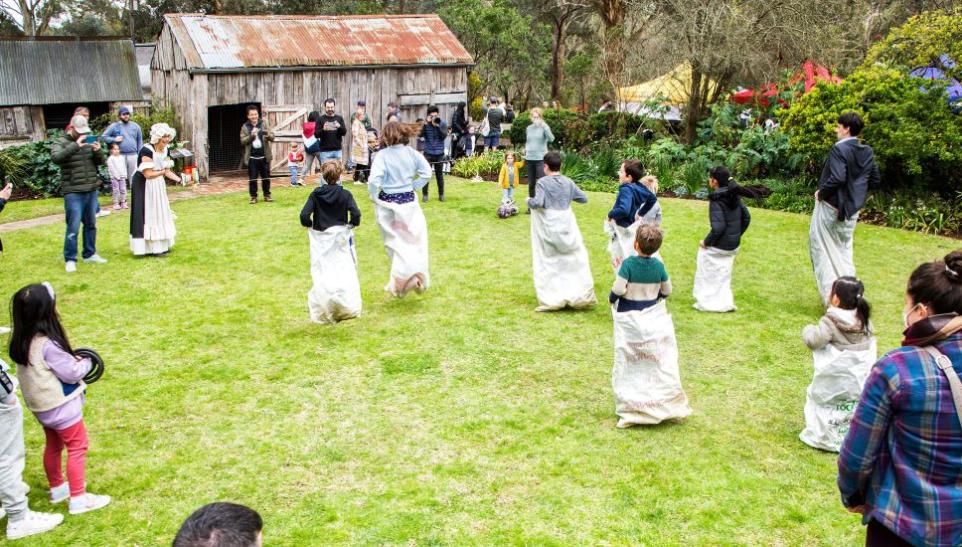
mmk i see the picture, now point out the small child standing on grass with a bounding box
[106,143,128,210]
[498,152,524,203]
[8,283,111,516]
[638,175,661,225]
[288,143,304,187]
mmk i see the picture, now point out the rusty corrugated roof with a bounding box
[0,38,143,106]
[163,14,473,71]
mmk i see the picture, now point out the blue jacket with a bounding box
[102,120,143,155]
[419,120,448,156]
[608,183,657,228]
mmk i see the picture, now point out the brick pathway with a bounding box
[0,173,326,234]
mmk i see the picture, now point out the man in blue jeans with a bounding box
[315,98,347,169]
[50,115,108,273]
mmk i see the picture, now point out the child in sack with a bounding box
[8,283,111,516]
[802,277,874,352]
[637,175,661,226]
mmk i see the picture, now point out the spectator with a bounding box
[505,103,515,123]
[838,250,962,546]
[356,100,372,130]
[419,105,448,202]
[240,105,275,204]
[50,115,108,273]
[385,102,399,122]
[66,107,110,219]
[101,106,143,189]
[482,98,506,151]
[314,99,346,165]
[287,143,304,187]
[105,143,128,210]
[299,111,321,184]
[810,112,880,306]
[523,108,554,212]
[350,112,368,185]
[173,502,263,547]
[450,102,469,160]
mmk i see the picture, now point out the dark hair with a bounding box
[324,98,336,106]
[709,166,730,186]
[108,142,120,150]
[635,224,663,256]
[907,250,962,315]
[831,276,871,327]
[307,111,320,123]
[837,112,864,136]
[427,105,439,115]
[544,151,562,172]
[245,105,259,115]
[173,502,262,547]
[9,284,74,366]
[622,159,645,183]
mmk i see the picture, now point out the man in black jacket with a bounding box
[809,112,880,305]
[315,99,347,165]
[450,102,469,160]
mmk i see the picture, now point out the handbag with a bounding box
[923,346,962,428]
[479,116,491,138]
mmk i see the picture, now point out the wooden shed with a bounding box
[151,14,474,179]
[0,37,143,148]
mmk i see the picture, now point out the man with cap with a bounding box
[102,106,143,188]
[51,115,108,272]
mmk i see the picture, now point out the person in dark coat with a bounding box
[299,160,361,231]
[810,112,881,305]
[418,105,448,202]
[450,102,469,160]
[702,166,751,251]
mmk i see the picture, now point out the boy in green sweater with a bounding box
[610,224,671,312]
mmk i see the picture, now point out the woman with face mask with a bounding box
[837,249,962,546]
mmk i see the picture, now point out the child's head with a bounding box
[504,152,516,165]
[708,166,730,189]
[640,175,659,193]
[620,159,644,184]
[108,142,120,155]
[544,151,562,174]
[9,283,73,366]
[289,142,299,152]
[634,224,663,256]
[831,276,870,326]
[320,160,343,185]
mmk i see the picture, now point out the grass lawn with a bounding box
[0,177,957,545]
[1,186,191,225]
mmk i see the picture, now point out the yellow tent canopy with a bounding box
[618,62,719,106]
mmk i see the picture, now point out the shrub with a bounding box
[862,9,962,83]
[452,150,505,180]
[2,132,64,196]
[505,108,581,151]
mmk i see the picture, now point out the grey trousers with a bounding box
[0,398,27,521]
[124,154,139,188]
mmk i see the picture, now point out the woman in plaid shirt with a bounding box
[838,250,962,546]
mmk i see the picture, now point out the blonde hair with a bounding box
[320,160,343,185]
[504,151,516,163]
[530,107,543,118]
[380,121,408,147]
[640,175,659,193]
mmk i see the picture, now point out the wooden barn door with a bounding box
[264,105,311,173]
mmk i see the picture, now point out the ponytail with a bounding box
[831,276,871,328]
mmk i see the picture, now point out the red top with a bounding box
[288,151,304,162]
[302,122,316,139]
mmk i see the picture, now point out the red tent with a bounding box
[731,61,841,105]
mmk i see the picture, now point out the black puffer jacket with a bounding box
[704,186,751,251]
[50,135,105,195]
[299,184,361,232]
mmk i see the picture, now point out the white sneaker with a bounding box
[68,493,110,515]
[65,261,77,273]
[49,483,69,504]
[6,510,63,540]
[95,209,111,217]
[83,254,107,264]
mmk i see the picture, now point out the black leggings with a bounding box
[866,520,911,547]
[525,160,544,198]
[248,157,271,198]
[423,153,445,197]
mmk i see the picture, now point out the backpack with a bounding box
[479,116,491,138]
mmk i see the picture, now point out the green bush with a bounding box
[505,109,581,151]
[452,150,506,180]
[1,132,64,196]
[862,9,962,83]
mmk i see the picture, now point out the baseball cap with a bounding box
[119,106,131,115]
[357,100,366,107]
[71,115,91,134]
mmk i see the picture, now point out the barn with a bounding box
[0,37,143,148]
[151,14,474,179]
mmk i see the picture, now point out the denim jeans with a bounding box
[63,190,98,262]
[289,165,299,185]
[300,152,321,180]
[502,185,514,201]
[318,150,342,163]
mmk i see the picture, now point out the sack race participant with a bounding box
[300,161,362,324]
[606,160,658,273]
[800,277,876,452]
[610,225,691,427]
[367,122,433,297]
[527,151,596,311]
[809,113,879,306]
[693,166,752,312]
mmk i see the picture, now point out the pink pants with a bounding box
[43,420,88,497]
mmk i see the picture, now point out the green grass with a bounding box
[1,187,191,225]
[0,178,957,545]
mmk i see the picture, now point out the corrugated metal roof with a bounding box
[164,14,473,71]
[135,43,155,94]
[0,39,143,107]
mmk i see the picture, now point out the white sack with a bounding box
[307,226,362,324]
[799,340,877,452]
[374,198,430,297]
[692,246,738,312]
[612,300,692,427]
[809,200,857,306]
[604,219,661,274]
[531,208,596,311]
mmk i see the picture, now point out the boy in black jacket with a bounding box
[300,161,361,231]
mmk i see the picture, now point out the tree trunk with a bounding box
[549,17,568,103]
[683,68,705,144]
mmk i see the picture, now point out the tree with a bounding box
[512,0,589,103]
[0,0,62,35]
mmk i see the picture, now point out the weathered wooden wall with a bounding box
[152,29,468,178]
[0,106,45,148]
